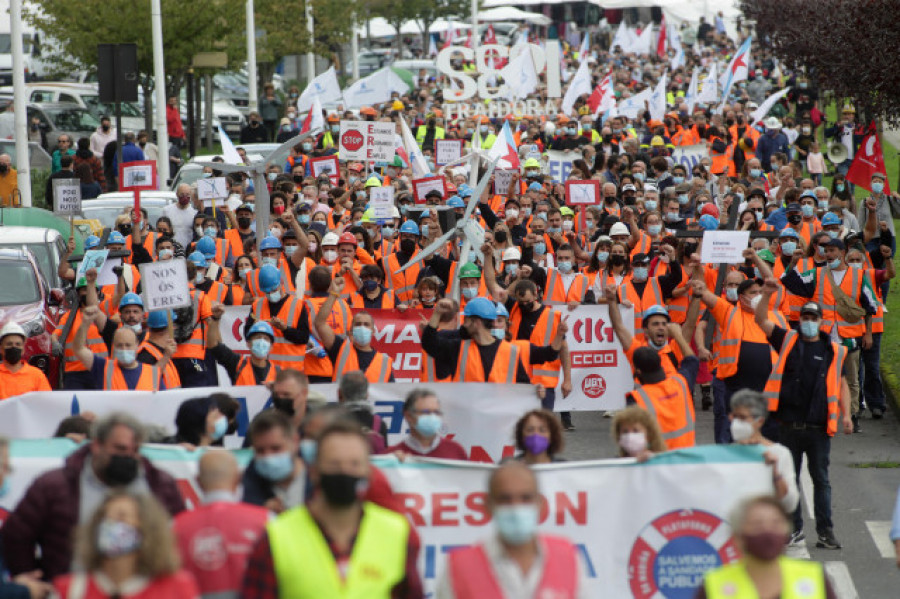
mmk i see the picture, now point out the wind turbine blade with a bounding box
[191,162,253,174]
[264,130,322,166]
[462,158,498,222]
[394,229,456,274]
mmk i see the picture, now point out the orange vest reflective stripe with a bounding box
[103,360,159,391]
[628,374,695,449]
[331,339,393,382]
[763,329,846,436]
[774,259,808,321]
[419,354,451,382]
[330,262,360,300]
[125,232,155,263]
[137,341,181,389]
[173,291,207,360]
[204,281,231,305]
[350,290,396,309]
[542,269,587,304]
[251,296,306,369]
[667,281,690,324]
[453,340,519,383]
[58,311,108,373]
[509,304,559,386]
[869,268,884,333]
[235,356,280,386]
[709,136,728,175]
[304,297,351,378]
[815,266,866,338]
[383,252,421,302]
[511,340,533,381]
[714,302,784,379]
[618,277,663,341]
[246,261,295,299]
[224,229,248,261]
[797,219,821,246]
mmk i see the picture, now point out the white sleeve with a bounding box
[771,442,800,513]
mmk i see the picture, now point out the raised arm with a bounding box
[313,277,343,351]
[73,306,100,370]
[755,277,778,337]
[207,302,224,348]
[603,286,633,351]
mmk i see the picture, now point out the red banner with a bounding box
[356,308,432,381]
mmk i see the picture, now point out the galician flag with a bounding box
[487,121,520,169]
[719,37,752,104]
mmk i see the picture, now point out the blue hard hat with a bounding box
[779,227,800,239]
[259,235,282,251]
[457,183,473,198]
[188,251,208,268]
[800,190,818,200]
[447,196,465,208]
[196,236,216,259]
[147,309,175,330]
[399,221,420,236]
[698,214,719,231]
[642,304,670,325]
[106,231,126,246]
[463,297,497,320]
[821,212,841,227]
[495,302,509,319]
[248,321,275,341]
[258,264,282,292]
[84,235,101,250]
[119,292,143,310]
[528,182,543,192]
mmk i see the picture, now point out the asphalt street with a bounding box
[557,403,900,598]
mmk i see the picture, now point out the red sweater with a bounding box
[388,437,468,460]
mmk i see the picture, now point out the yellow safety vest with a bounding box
[703,557,826,598]
[415,125,445,146]
[268,503,409,599]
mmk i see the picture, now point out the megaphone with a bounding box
[828,142,849,164]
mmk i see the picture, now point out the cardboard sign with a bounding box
[700,230,750,264]
[196,176,228,200]
[434,139,464,165]
[339,120,395,162]
[75,250,109,288]
[310,155,340,183]
[412,176,446,205]
[565,179,601,206]
[118,160,158,191]
[545,149,574,183]
[493,169,517,196]
[52,178,81,215]
[139,258,191,310]
[370,187,395,221]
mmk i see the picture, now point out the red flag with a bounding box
[656,16,667,59]
[300,108,313,134]
[846,132,892,194]
[484,24,497,45]
[588,69,614,115]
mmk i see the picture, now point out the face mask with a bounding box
[493,504,539,545]
[787,214,802,225]
[158,248,174,260]
[665,212,680,223]
[491,327,506,340]
[269,227,283,238]
[251,338,271,359]
[566,127,577,135]
[730,418,755,442]
[204,227,217,238]
[319,472,367,507]
[849,262,863,270]
[195,226,204,237]
[726,287,739,302]
[618,431,647,456]
[302,142,313,152]
[211,415,228,441]
[194,272,205,284]
[415,413,443,437]
[323,250,338,263]
[292,213,308,225]
[267,290,283,303]
[609,254,626,267]
[557,261,573,274]
[352,325,373,345]
[748,294,762,309]
[872,182,884,194]
[672,176,685,185]
[362,280,379,292]
[400,239,417,254]
[103,454,139,486]
[632,267,648,282]
[307,241,317,253]
[523,434,550,455]
[420,224,429,237]
[780,241,797,256]
[504,263,519,277]
[750,168,763,178]
[462,287,478,300]
[799,320,820,338]
[678,194,690,206]
[754,210,764,222]
[634,172,645,182]
[801,205,814,218]
[742,531,788,561]
[3,347,22,364]
[126,323,143,335]
[480,125,488,133]
[237,216,252,229]
[97,520,142,558]
[583,219,595,229]
[648,224,662,236]
[255,452,294,481]
[506,208,519,219]
[835,183,845,192]
[285,245,300,257]
[596,251,610,263]
[825,230,838,240]
[533,241,546,255]
[644,200,657,211]
[562,220,574,232]
[262,256,278,267]
[115,349,135,365]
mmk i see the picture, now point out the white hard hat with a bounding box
[764,116,782,129]
[321,232,340,246]
[0,322,26,342]
[543,122,556,136]
[609,222,630,237]
[501,247,522,261]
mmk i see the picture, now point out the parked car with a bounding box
[0,140,51,171]
[0,225,68,289]
[26,103,100,151]
[81,193,175,230]
[346,50,394,78]
[0,82,145,133]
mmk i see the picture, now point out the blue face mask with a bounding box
[566,127,577,135]
[298,214,310,224]
[255,452,294,481]
[835,183,845,192]
[251,338,271,359]
[726,287,739,302]
[262,256,278,267]
[462,286,478,300]
[415,413,443,437]
[648,224,662,236]
[493,504,539,545]
[644,200,657,211]
[505,263,519,276]
[597,251,610,263]
[850,262,863,270]
[533,241,546,255]
[827,230,839,239]
[801,204,814,218]
[780,241,797,255]
[828,258,842,269]
[750,168,763,178]
[299,439,317,463]
[872,182,884,194]
[672,176,685,185]
[420,224,429,237]
[115,349,135,365]
[678,194,690,205]
[632,267,648,281]
[267,290,282,303]
[352,325,373,345]
[491,327,506,340]
[557,261,573,274]
[634,172,645,182]
[363,279,379,292]
[211,416,228,441]
[204,227,217,238]
[547,227,561,234]
[800,320,820,338]
[382,226,394,237]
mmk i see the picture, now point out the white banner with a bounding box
[342,67,408,109]
[545,149,575,183]
[554,304,633,411]
[0,383,538,462]
[671,144,709,178]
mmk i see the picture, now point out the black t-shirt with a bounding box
[768,326,830,425]
[503,301,546,341]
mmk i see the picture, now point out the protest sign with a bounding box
[75,249,109,288]
[196,176,228,209]
[339,121,367,161]
[310,155,340,183]
[700,231,751,264]
[370,187,395,221]
[52,178,81,215]
[671,144,710,177]
[554,304,633,411]
[366,121,396,162]
[546,149,575,182]
[139,258,191,310]
[412,176,447,204]
[565,180,601,206]
[118,161,158,191]
[435,139,464,165]
[492,169,517,195]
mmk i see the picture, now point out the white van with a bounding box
[0,82,145,132]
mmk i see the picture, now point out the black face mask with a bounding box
[494,230,508,244]
[101,124,110,132]
[237,217,252,229]
[319,473,366,507]
[4,347,22,364]
[103,455,139,486]
[0,164,7,174]
[399,239,417,254]
[517,300,534,312]
[787,214,802,225]
[272,397,295,416]
[609,254,627,267]
[292,175,303,183]
[683,243,698,256]
[118,225,132,236]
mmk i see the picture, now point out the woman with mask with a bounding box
[586,240,631,303]
[697,496,837,598]
[611,406,666,461]
[729,389,799,514]
[53,493,198,598]
[171,397,228,449]
[387,389,467,459]
[582,235,612,298]
[229,255,255,304]
[513,409,565,464]
[411,277,442,310]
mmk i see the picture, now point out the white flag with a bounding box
[616,88,651,119]
[297,66,342,113]
[633,24,654,55]
[609,22,629,53]
[685,67,700,114]
[669,24,682,53]
[750,87,792,125]
[308,96,324,132]
[561,60,592,116]
[697,62,718,105]
[342,67,406,108]
[579,31,590,57]
[670,47,685,71]
[503,49,539,101]
[399,117,431,178]
[648,72,667,122]
[217,125,243,165]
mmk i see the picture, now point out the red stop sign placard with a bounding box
[341,129,364,151]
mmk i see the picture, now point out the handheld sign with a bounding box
[700,231,751,264]
[566,180,601,230]
[412,176,446,205]
[119,160,158,226]
[75,250,109,288]
[140,258,191,311]
[435,139,464,166]
[196,177,228,208]
[370,187,395,221]
[493,169,517,196]
[52,179,82,216]
[310,155,340,184]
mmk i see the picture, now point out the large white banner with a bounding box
[0,383,538,462]
[553,304,634,411]
[671,143,710,178]
[545,149,576,183]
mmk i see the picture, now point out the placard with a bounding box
[492,169,517,195]
[96,256,122,287]
[434,139,464,165]
[139,258,191,310]
[370,186,395,221]
[310,155,340,183]
[339,120,367,161]
[365,121,396,162]
[75,250,109,288]
[412,176,446,205]
[196,176,228,201]
[52,178,81,215]
[565,179,601,205]
[118,160,158,191]
[700,230,750,264]
[545,149,574,183]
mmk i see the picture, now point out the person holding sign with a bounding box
[136,310,180,390]
[243,264,311,371]
[208,303,281,386]
[53,271,109,390]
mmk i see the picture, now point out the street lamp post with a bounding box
[10,0,30,206]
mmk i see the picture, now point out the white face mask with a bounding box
[322,250,338,264]
[748,294,762,309]
[730,418,755,442]
[619,431,647,456]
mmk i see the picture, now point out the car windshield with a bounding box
[82,204,168,230]
[173,168,204,188]
[0,261,41,305]
[44,108,100,131]
[81,95,143,118]
[0,243,52,286]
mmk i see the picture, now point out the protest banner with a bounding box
[700,231,751,264]
[366,121,396,162]
[546,149,575,182]
[339,121,367,161]
[554,304,633,411]
[196,176,228,210]
[139,258,191,310]
[0,382,537,462]
[434,139,464,166]
[51,179,81,216]
[671,144,710,177]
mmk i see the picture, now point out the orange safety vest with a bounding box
[331,339,393,382]
[125,232,156,263]
[57,310,108,373]
[763,329,846,436]
[136,340,181,389]
[245,261,296,299]
[103,360,159,391]
[329,261,362,300]
[542,269,587,304]
[796,219,821,246]
[618,276,664,341]
[709,136,728,175]
[420,354,451,383]
[671,128,699,146]
[235,356,280,386]
[250,296,306,370]
[774,259,807,322]
[712,300,784,379]
[509,304,560,387]
[202,280,232,305]
[667,279,691,325]
[814,266,867,338]
[453,340,520,383]
[350,289,396,309]
[189,238,231,267]
[304,296,351,379]
[224,229,250,261]
[173,291,209,360]
[867,267,884,334]
[383,251,421,303]
[628,373,695,449]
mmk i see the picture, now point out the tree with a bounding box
[741,0,900,126]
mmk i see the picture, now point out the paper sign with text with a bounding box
[370,187,395,221]
[139,258,191,310]
[412,176,446,204]
[435,139,464,165]
[52,178,81,215]
[492,169,517,195]
[700,231,750,264]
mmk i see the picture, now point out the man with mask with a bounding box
[208,303,281,386]
[243,263,310,371]
[388,388,467,459]
[94,292,146,351]
[438,461,584,598]
[756,281,852,549]
[241,410,306,514]
[163,183,199,248]
[756,117,790,172]
[242,419,423,598]
[382,221,425,303]
[318,114,341,151]
[132,309,180,389]
[2,412,184,580]
[225,203,256,259]
[174,451,268,598]
[241,111,269,144]
[53,270,109,391]
[0,322,51,398]
[416,112,445,153]
[89,115,116,158]
[858,172,897,253]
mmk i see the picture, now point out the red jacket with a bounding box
[167,104,185,139]
[1,445,185,580]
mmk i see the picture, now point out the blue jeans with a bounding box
[712,376,733,444]
[780,424,833,534]
[859,332,886,411]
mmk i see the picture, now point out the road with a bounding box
[558,404,900,598]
